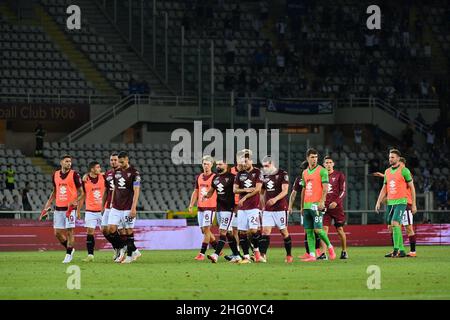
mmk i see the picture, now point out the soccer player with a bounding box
[375,149,417,258]
[289,161,322,259]
[189,156,218,261]
[260,156,293,263]
[233,150,263,264]
[79,161,106,262]
[300,148,336,262]
[100,152,125,260]
[373,157,417,257]
[204,159,241,263]
[109,151,142,264]
[42,154,83,263]
[323,156,348,259]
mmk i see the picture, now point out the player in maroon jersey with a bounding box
[260,156,293,263]
[109,151,142,264]
[323,155,348,259]
[288,160,321,259]
[233,149,263,264]
[204,159,241,263]
[101,152,127,260]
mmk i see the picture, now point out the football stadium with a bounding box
[0,0,449,302]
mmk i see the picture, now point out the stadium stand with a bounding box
[0,20,96,97]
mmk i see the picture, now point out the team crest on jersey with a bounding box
[332,177,336,182]
[127,173,131,177]
[225,178,229,183]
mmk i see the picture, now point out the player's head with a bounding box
[237,149,253,170]
[389,149,401,166]
[202,155,214,173]
[215,159,228,174]
[300,160,308,171]
[323,155,334,172]
[118,151,129,169]
[262,155,276,174]
[306,148,319,167]
[399,157,406,168]
[110,152,119,169]
[60,154,72,170]
[88,161,101,175]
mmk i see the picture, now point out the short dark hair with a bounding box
[60,154,71,160]
[118,151,128,159]
[306,148,318,158]
[324,155,333,162]
[389,149,401,157]
[110,152,119,157]
[399,157,406,165]
[88,161,100,170]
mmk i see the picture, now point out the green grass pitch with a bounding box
[1,247,450,300]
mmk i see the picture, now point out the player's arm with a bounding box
[189,189,198,214]
[403,168,417,213]
[233,185,255,194]
[332,173,346,208]
[75,186,84,219]
[130,173,141,218]
[408,180,417,214]
[43,188,56,211]
[288,189,297,214]
[130,185,140,218]
[372,172,384,178]
[319,169,329,210]
[238,182,262,207]
[260,189,266,209]
[300,188,305,215]
[375,184,387,213]
[319,183,328,210]
[267,183,289,207]
[204,186,215,199]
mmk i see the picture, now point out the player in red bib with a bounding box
[79,161,107,262]
[189,156,218,261]
[42,154,83,264]
[323,156,348,259]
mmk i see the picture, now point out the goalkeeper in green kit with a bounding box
[300,148,336,262]
[375,149,417,258]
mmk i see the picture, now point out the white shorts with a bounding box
[101,208,110,227]
[108,207,124,226]
[262,210,288,230]
[401,208,413,226]
[53,210,76,229]
[231,212,238,229]
[197,210,215,228]
[237,209,261,231]
[217,211,234,231]
[85,211,102,229]
[122,210,136,229]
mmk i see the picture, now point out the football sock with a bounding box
[409,234,416,252]
[226,233,240,256]
[306,229,316,257]
[317,229,332,248]
[304,233,310,253]
[393,226,405,251]
[200,242,208,254]
[210,240,218,250]
[86,234,95,255]
[283,236,292,256]
[215,235,227,255]
[66,247,73,255]
[126,234,135,257]
[259,235,270,255]
[251,232,261,250]
[239,233,250,256]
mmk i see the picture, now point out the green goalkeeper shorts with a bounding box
[385,204,406,224]
[303,208,324,229]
